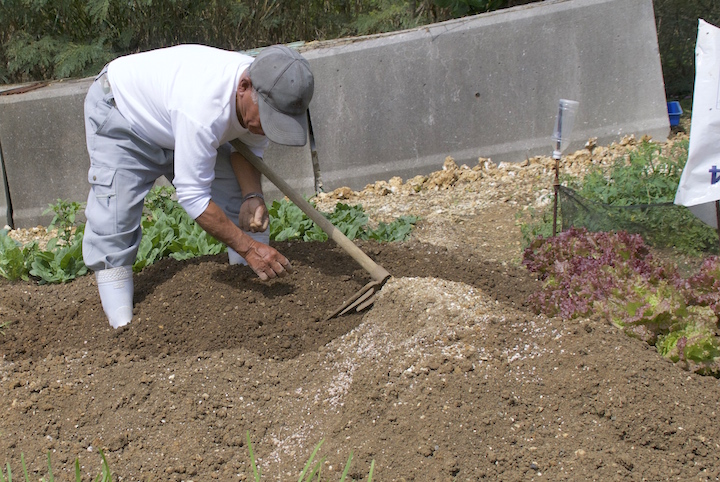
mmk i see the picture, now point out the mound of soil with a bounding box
[2,136,720,481]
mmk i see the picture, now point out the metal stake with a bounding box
[716,200,720,252]
[552,152,560,237]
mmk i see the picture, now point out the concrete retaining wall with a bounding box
[0,0,668,229]
[0,79,89,229]
[303,0,668,191]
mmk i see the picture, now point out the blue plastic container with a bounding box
[667,101,683,126]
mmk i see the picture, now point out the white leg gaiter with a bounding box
[227,247,247,266]
[228,231,270,266]
[95,266,134,329]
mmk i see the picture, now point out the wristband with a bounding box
[241,192,265,204]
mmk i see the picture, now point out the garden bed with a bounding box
[2,134,719,481]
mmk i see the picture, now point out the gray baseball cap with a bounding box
[249,45,314,146]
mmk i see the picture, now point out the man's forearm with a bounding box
[231,151,263,196]
[195,200,255,254]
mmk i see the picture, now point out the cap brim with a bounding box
[257,95,308,146]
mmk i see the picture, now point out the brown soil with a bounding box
[2,136,720,481]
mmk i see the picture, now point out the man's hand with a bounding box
[239,197,269,232]
[239,239,293,281]
[195,200,290,282]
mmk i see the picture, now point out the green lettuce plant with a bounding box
[656,311,720,376]
[134,189,224,271]
[596,276,688,343]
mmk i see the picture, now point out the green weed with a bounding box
[246,431,375,482]
[0,451,112,482]
[0,320,13,336]
[43,199,85,246]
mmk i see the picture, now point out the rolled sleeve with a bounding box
[172,115,218,219]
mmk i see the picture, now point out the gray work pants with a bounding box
[82,71,268,271]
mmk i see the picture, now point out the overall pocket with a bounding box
[87,166,118,235]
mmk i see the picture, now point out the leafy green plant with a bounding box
[656,311,720,376]
[269,199,418,243]
[520,138,718,255]
[21,199,90,284]
[5,189,415,281]
[134,192,224,271]
[597,276,689,343]
[326,203,370,241]
[569,139,716,254]
[367,216,419,242]
[269,199,318,242]
[574,141,682,205]
[0,229,34,281]
[29,225,88,284]
[516,207,555,248]
[142,185,177,213]
[43,199,86,245]
[1,451,112,482]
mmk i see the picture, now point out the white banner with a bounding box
[675,19,720,228]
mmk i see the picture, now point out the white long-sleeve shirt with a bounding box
[107,44,268,219]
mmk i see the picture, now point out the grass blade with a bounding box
[98,450,112,482]
[46,452,54,482]
[21,453,29,481]
[367,460,375,482]
[339,452,353,482]
[305,458,325,481]
[246,431,261,482]
[297,439,323,482]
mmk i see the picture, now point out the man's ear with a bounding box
[238,76,252,94]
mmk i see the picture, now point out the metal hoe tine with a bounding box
[326,278,388,320]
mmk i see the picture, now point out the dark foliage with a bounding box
[0,0,536,84]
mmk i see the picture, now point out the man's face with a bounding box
[237,79,265,136]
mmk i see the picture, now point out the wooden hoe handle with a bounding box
[229,140,392,284]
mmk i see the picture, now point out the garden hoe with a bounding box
[230,140,392,320]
